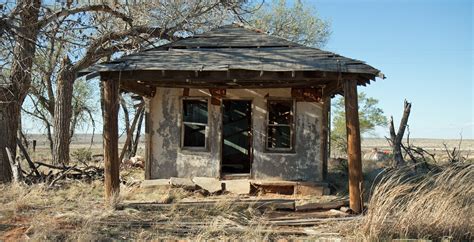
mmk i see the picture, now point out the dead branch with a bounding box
[442,134,465,163]
[49,165,77,187]
[21,161,105,185]
[37,4,133,29]
[17,138,41,176]
[5,147,22,183]
[388,100,412,167]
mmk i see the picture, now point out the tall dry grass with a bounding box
[362,163,473,240]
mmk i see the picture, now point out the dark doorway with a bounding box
[221,100,252,175]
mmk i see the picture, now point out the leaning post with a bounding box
[102,77,120,203]
[343,79,363,213]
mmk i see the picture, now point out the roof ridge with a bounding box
[145,24,303,51]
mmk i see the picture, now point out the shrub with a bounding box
[71,148,92,164]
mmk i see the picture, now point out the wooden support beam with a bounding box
[209,88,226,105]
[103,78,120,202]
[320,97,330,180]
[101,70,356,84]
[343,79,363,214]
[144,98,152,180]
[323,81,343,98]
[291,88,323,102]
[120,81,155,97]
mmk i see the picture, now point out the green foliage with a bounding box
[331,92,387,154]
[250,0,331,47]
[71,78,98,134]
[71,148,92,164]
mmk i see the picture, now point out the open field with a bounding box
[27,134,474,149]
[362,138,474,152]
[24,133,474,156]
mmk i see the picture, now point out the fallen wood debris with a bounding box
[8,137,105,186]
[18,161,104,185]
[117,198,296,211]
[265,209,350,220]
[118,198,351,215]
[267,216,362,226]
[95,207,355,237]
[96,218,316,236]
[295,200,349,212]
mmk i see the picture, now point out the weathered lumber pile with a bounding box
[96,215,319,236]
[117,198,296,211]
[110,198,357,237]
[119,198,350,214]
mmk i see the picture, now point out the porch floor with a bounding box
[141,178,330,196]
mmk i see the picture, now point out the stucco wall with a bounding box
[148,88,323,182]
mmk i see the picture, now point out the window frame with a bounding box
[180,97,210,151]
[265,98,296,153]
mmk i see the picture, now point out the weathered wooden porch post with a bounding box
[103,77,120,202]
[321,97,330,180]
[343,79,363,213]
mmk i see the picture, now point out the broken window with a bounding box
[182,99,208,148]
[267,100,294,151]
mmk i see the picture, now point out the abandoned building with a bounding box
[83,24,383,212]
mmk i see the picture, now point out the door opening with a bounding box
[221,100,252,175]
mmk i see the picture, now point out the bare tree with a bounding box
[48,0,248,165]
[0,0,41,183]
[0,0,160,181]
[2,0,248,169]
[388,100,412,167]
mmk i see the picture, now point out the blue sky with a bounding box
[311,0,473,138]
[21,0,473,139]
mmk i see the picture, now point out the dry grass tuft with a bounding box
[123,186,194,203]
[361,163,473,240]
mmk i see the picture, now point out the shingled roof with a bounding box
[84,24,384,79]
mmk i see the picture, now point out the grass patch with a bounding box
[360,163,473,240]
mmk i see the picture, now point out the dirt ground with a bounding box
[2,135,471,240]
[0,167,357,240]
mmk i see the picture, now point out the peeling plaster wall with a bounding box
[149,88,323,182]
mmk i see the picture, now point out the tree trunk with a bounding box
[0,0,40,183]
[0,103,20,183]
[389,100,412,167]
[120,95,132,155]
[131,108,145,157]
[18,113,29,150]
[120,95,131,137]
[52,57,75,165]
[46,122,54,155]
[119,104,144,162]
[5,147,22,183]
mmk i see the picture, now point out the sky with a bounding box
[310,0,473,139]
[21,0,473,139]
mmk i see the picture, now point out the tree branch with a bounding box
[38,4,132,29]
[72,26,173,72]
